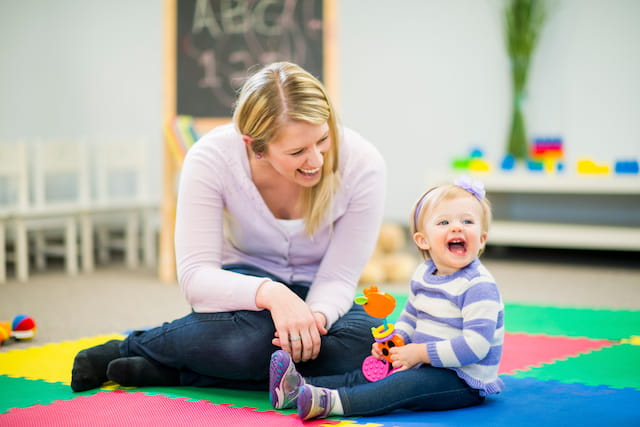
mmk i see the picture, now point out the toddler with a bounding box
[268,177,504,420]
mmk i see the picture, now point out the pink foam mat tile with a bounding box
[499,332,615,375]
[0,390,339,427]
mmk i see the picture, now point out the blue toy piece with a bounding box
[614,160,639,175]
[469,147,484,158]
[501,154,516,171]
[526,160,544,172]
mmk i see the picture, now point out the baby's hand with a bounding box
[371,342,384,360]
[389,343,429,371]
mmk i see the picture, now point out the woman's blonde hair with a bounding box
[233,62,340,236]
[409,184,492,260]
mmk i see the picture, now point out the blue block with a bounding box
[526,160,544,172]
[501,154,516,171]
[615,160,639,174]
[470,147,484,158]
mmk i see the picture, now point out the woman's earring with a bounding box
[256,153,263,159]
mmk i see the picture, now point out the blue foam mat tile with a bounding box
[341,376,639,427]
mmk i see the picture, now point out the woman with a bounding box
[71,62,386,392]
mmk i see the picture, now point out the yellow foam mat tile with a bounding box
[322,421,384,427]
[0,334,125,384]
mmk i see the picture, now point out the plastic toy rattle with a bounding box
[355,286,404,381]
[0,314,37,347]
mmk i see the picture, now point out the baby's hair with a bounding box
[409,183,492,260]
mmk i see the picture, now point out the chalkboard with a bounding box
[176,0,331,118]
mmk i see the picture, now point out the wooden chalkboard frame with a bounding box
[159,0,338,282]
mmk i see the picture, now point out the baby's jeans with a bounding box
[307,364,485,416]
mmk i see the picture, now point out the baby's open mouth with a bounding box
[448,239,467,254]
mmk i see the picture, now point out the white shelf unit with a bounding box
[426,172,640,251]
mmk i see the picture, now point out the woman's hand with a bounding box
[256,280,322,363]
[389,343,429,371]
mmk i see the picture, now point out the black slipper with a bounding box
[70,339,122,392]
[107,356,180,387]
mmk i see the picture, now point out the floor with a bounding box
[1,246,638,352]
[1,247,638,426]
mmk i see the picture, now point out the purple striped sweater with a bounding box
[395,258,505,396]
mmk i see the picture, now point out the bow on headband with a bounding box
[454,176,486,200]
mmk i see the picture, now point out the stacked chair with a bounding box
[0,139,158,283]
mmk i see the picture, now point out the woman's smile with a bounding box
[298,167,321,178]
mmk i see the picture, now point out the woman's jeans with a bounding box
[308,364,485,416]
[120,264,378,389]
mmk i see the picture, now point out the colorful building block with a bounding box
[469,158,491,172]
[577,159,610,175]
[614,160,639,175]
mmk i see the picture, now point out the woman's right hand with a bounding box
[256,280,322,363]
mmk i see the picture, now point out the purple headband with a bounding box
[413,176,485,228]
[413,190,431,229]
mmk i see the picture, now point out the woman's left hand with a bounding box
[272,311,327,362]
[257,280,322,362]
[389,343,429,371]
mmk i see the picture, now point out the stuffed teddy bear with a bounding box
[359,223,417,285]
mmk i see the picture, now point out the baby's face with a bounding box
[415,195,486,276]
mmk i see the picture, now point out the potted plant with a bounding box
[504,0,548,160]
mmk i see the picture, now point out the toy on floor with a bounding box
[0,314,37,346]
[355,286,404,381]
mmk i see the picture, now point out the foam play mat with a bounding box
[1,303,639,426]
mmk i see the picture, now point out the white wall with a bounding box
[338,0,640,222]
[0,0,164,198]
[1,0,638,224]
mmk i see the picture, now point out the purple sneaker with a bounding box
[269,350,304,409]
[297,384,333,420]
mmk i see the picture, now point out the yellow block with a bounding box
[0,334,125,384]
[469,159,491,172]
[577,159,610,174]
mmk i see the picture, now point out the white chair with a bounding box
[92,139,158,269]
[21,140,93,279]
[0,142,30,283]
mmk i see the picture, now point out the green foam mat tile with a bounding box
[512,343,640,390]
[0,375,94,413]
[503,304,640,340]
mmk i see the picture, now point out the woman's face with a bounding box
[264,121,331,188]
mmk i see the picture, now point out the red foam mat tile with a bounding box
[1,390,339,427]
[500,332,615,375]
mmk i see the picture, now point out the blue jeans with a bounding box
[121,264,378,390]
[307,364,484,416]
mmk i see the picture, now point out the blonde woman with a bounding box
[71,62,386,392]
